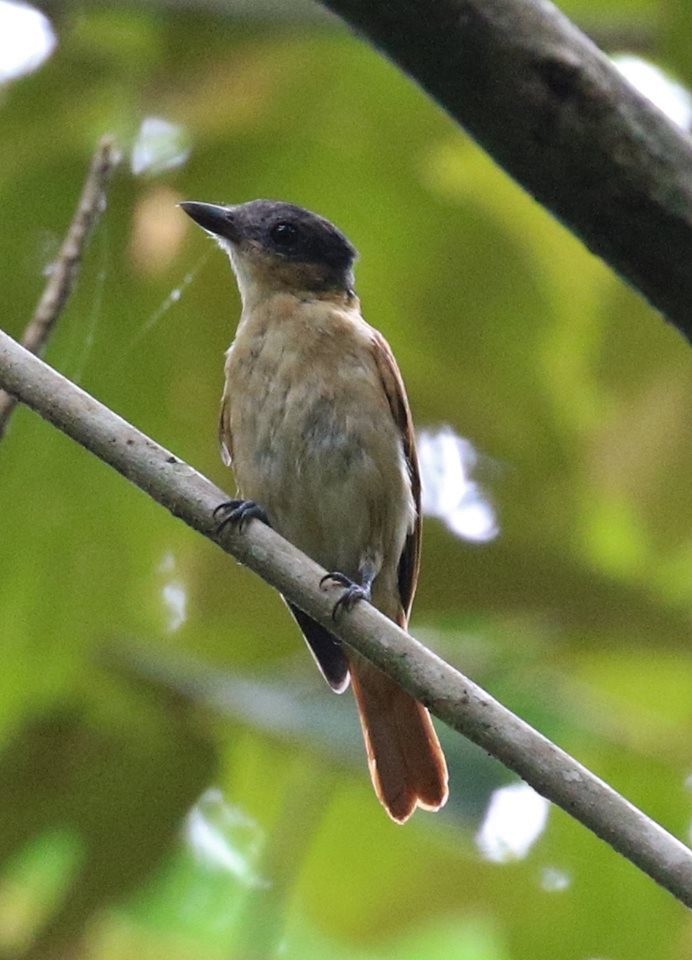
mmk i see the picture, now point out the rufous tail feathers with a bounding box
[349,653,448,823]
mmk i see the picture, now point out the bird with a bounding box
[180,198,448,823]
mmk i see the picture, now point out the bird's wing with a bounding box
[370,329,421,623]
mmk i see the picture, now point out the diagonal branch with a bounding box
[0,329,690,905]
[319,0,692,341]
[0,136,120,440]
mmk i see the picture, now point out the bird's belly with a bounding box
[230,367,413,578]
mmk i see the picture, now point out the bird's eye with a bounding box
[270,221,299,247]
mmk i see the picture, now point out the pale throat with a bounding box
[223,243,261,310]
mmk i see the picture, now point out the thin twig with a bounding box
[0,331,690,906]
[0,135,120,439]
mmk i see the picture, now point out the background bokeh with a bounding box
[1,1,691,958]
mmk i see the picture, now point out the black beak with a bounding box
[179,201,238,241]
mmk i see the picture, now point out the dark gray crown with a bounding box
[231,200,357,273]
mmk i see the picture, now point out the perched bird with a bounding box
[180,199,448,822]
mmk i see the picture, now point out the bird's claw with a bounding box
[320,572,371,621]
[214,499,269,533]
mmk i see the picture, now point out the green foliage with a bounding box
[0,2,690,958]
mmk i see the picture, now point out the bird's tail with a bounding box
[349,652,448,823]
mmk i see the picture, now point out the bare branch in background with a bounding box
[319,0,692,341]
[0,331,690,906]
[0,135,120,440]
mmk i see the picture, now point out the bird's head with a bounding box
[180,199,357,304]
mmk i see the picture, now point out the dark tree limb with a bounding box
[0,135,120,440]
[0,330,690,906]
[319,0,692,341]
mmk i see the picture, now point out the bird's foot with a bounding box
[320,571,372,621]
[213,499,269,534]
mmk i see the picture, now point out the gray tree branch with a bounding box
[0,330,690,905]
[0,136,120,440]
[319,0,692,341]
